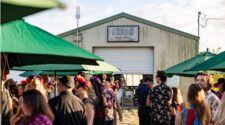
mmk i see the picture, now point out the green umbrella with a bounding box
[188,51,225,72]
[1,1,65,122]
[83,61,120,72]
[13,61,120,72]
[19,70,114,77]
[14,64,84,71]
[1,0,65,23]
[164,51,218,77]
[19,70,79,77]
[14,61,119,77]
[1,20,103,67]
[210,61,225,72]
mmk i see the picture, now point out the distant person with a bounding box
[102,74,108,85]
[214,78,225,100]
[78,71,87,78]
[4,79,19,98]
[4,79,19,115]
[103,81,115,125]
[195,72,220,119]
[49,75,86,125]
[109,76,122,125]
[74,75,95,125]
[90,75,105,125]
[212,90,225,125]
[136,77,152,125]
[170,87,183,125]
[175,83,211,125]
[146,78,154,125]
[10,89,54,125]
[149,71,172,125]
[18,80,27,97]
[138,79,143,86]
[30,75,48,100]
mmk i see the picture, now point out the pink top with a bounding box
[20,114,52,125]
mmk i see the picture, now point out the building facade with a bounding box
[59,13,199,99]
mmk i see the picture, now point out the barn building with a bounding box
[58,12,199,100]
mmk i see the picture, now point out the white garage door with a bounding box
[94,47,154,74]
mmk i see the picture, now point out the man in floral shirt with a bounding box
[195,72,220,120]
[148,71,172,125]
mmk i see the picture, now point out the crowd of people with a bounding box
[1,66,225,125]
[1,67,123,125]
[136,71,225,125]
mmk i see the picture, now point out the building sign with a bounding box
[107,26,139,42]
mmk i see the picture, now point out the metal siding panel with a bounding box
[94,48,153,74]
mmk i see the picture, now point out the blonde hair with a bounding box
[30,78,47,98]
[213,92,225,125]
[171,87,183,105]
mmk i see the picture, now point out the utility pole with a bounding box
[197,11,201,37]
[197,11,224,37]
[76,6,80,46]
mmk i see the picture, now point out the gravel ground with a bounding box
[117,107,138,125]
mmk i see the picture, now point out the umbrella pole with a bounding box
[54,71,57,97]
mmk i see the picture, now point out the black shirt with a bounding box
[49,91,87,125]
[149,83,172,123]
[135,84,149,106]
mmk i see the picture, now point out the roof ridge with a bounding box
[58,12,199,40]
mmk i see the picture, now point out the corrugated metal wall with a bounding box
[61,17,198,101]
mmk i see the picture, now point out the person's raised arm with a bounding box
[85,103,94,125]
[175,104,183,125]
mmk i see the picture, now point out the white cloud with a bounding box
[105,5,115,15]
[11,0,225,82]
[135,0,225,51]
[24,0,225,51]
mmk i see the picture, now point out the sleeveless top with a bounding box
[82,98,94,105]
[178,102,206,125]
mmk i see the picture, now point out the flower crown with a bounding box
[90,75,100,81]
[74,75,88,87]
[20,80,27,86]
[90,75,101,84]
[25,75,44,84]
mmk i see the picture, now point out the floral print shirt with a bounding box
[103,88,115,120]
[20,114,52,125]
[148,83,172,123]
[205,90,220,118]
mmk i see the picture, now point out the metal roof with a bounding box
[58,12,199,41]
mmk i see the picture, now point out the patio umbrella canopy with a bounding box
[19,70,79,77]
[1,0,65,23]
[164,51,217,77]
[210,61,225,72]
[19,70,114,77]
[13,61,120,72]
[188,51,225,72]
[1,20,103,67]
[14,64,84,71]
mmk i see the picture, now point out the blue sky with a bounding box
[12,0,225,81]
